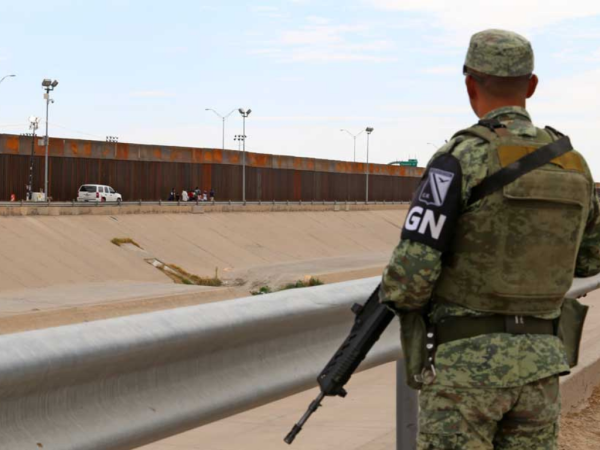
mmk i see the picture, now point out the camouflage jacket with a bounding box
[381,106,600,388]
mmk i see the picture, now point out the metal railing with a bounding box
[0,277,399,450]
[0,199,409,208]
[0,274,597,450]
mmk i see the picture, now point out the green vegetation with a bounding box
[111,237,142,249]
[251,285,273,296]
[281,277,324,290]
[251,277,323,295]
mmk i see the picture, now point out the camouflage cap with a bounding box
[464,29,534,77]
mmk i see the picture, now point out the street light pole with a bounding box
[238,108,252,202]
[365,127,374,203]
[41,79,58,201]
[205,108,236,150]
[340,129,365,163]
[0,74,15,87]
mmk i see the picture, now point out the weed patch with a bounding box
[251,286,273,296]
[281,277,324,291]
[250,277,324,295]
[111,237,142,249]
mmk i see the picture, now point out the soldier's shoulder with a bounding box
[431,134,489,173]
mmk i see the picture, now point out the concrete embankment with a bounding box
[0,207,408,331]
[0,201,408,217]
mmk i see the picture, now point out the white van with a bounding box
[77,184,122,203]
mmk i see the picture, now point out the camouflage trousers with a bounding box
[417,376,560,449]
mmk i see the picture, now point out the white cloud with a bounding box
[253,6,278,12]
[252,18,396,63]
[369,0,600,47]
[306,16,331,25]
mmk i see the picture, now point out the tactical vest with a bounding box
[433,123,592,315]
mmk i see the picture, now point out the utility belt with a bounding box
[434,315,557,346]
[401,298,588,390]
[417,314,557,386]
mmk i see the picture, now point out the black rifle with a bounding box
[284,285,395,444]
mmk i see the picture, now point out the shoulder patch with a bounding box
[402,153,462,252]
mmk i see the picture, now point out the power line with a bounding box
[48,122,105,139]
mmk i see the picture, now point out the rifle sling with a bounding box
[467,136,573,206]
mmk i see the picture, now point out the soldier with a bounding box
[380,29,600,449]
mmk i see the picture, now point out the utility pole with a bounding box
[365,127,374,203]
[42,78,59,200]
[238,108,252,202]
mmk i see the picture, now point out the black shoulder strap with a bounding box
[467,136,573,206]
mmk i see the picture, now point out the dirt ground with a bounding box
[560,384,600,449]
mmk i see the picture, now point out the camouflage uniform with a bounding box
[381,29,600,449]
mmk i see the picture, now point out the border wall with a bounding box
[0,134,423,202]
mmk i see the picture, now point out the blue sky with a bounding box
[2,0,600,176]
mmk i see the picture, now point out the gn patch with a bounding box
[402,154,462,252]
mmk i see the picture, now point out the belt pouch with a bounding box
[399,310,428,390]
[558,297,589,368]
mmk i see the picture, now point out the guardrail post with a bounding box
[72,200,75,207]
[139,199,142,206]
[397,359,418,450]
[159,199,162,206]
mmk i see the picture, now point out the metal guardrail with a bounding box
[0,274,598,450]
[0,199,409,208]
[0,277,400,450]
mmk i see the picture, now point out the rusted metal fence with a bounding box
[0,134,422,202]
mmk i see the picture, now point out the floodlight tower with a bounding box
[238,108,252,202]
[365,127,374,203]
[234,134,245,151]
[42,78,58,200]
[27,116,40,201]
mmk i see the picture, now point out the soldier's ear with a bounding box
[466,75,478,101]
[526,74,538,99]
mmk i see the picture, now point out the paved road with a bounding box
[139,362,397,450]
